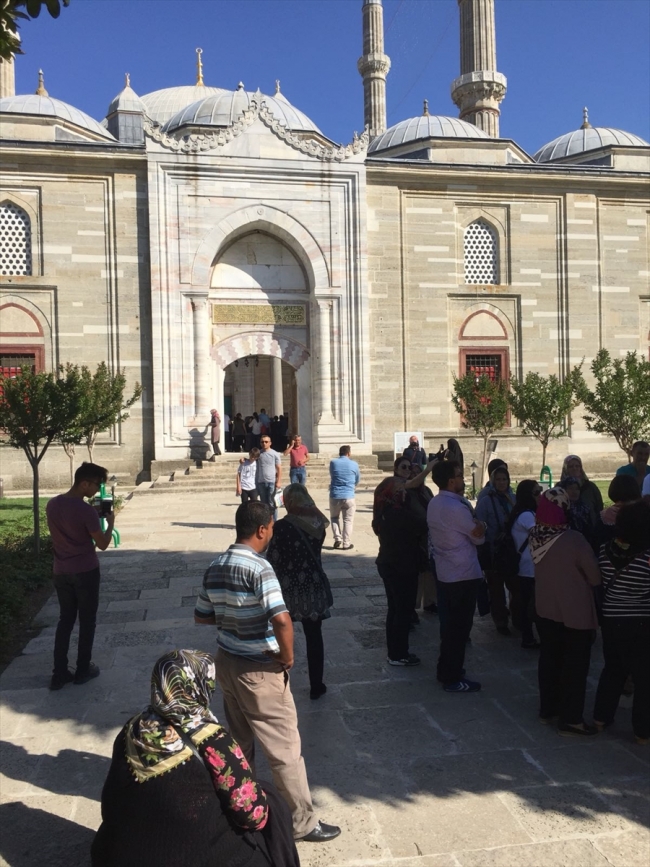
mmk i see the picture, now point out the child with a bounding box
[236,448,260,503]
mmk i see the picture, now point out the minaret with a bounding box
[357,0,391,138]
[0,54,16,98]
[451,0,507,137]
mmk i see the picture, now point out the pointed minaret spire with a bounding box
[423,98,430,117]
[275,79,281,95]
[195,47,204,86]
[35,69,48,96]
[357,0,391,138]
[581,106,591,129]
[451,0,506,137]
[125,72,131,88]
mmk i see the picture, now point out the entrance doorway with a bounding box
[224,355,298,435]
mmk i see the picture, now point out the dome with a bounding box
[0,93,115,140]
[535,126,649,163]
[140,85,229,124]
[107,77,145,115]
[368,114,489,154]
[161,87,321,134]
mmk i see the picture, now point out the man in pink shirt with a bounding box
[284,434,309,486]
[46,462,116,690]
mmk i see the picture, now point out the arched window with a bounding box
[464,220,497,285]
[0,202,32,276]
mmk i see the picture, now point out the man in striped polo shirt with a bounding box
[195,501,341,844]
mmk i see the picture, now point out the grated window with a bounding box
[465,354,502,383]
[0,202,32,276]
[464,220,497,285]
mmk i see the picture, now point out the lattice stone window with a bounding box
[0,202,32,276]
[464,220,497,285]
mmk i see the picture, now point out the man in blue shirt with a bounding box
[329,445,361,549]
[616,441,650,495]
[195,501,340,844]
[427,460,486,694]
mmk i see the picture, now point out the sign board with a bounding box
[393,431,424,457]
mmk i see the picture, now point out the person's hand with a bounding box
[471,520,486,538]
[264,650,294,670]
[105,511,116,528]
[239,457,245,464]
[425,458,437,473]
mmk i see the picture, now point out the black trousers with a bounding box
[516,575,536,644]
[377,558,419,661]
[301,618,325,690]
[436,578,479,684]
[536,616,593,725]
[594,618,650,740]
[240,489,260,504]
[53,567,101,676]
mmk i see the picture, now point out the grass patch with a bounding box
[593,479,613,507]
[0,498,53,670]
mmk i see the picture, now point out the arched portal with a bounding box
[208,232,314,449]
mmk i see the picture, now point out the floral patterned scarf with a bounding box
[125,649,221,783]
[529,487,571,564]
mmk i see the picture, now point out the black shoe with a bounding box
[558,722,598,738]
[333,540,342,549]
[423,602,438,614]
[49,669,74,691]
[496,626,512,636]
[310,683,327,700]
[74,662,100,685]
[342,543,354,550]
[299,821,342,843]
[387,654,421,667]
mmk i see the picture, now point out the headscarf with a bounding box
[283,483,330,539]
[529,487,571,564]
[560,476,592,536]
[124,649,221,783]
[446,438,464,472]
[561,455,588,485]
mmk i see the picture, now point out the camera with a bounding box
[93,495,113,517]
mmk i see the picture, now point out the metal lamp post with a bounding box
[470,460,478,499]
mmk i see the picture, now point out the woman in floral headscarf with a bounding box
[561,455,604,527]
[92,649,299,867]
[267,484,333,700]
[532,488,602,738]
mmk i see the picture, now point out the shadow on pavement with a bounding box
[0,802,94,867]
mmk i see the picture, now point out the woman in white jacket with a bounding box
[508,480,543,648]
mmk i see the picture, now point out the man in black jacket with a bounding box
[402,435,427,468]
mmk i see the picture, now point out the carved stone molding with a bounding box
[143,93,369,161]
[357,54,391,78]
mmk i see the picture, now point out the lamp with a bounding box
[470,460,478,499]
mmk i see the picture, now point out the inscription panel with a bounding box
[211,304,306,325]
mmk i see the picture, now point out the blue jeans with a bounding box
[257,482,278,521]
[290,467,307,486]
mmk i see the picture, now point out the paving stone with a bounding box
[456,839,611,866]
[524,741,650,785]
[591,830,650,866]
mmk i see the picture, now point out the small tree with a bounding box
[0,366,81,553]
[580,350,650,460]
[451,372,510,484]
[78,362,142,462]
[509,365,586,471]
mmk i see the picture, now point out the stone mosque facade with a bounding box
[0,0,648,489]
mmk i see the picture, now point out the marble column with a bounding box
[271,355,284,416]
[317,299,334,422]
[189,293,210,419]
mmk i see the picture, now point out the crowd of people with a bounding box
[44,437,650,865]
[208,408,292,456]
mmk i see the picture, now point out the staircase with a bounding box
[135,453,389,496]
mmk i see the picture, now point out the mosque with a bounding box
[0,0,648,488]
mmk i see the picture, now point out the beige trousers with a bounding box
[329,497,356,545]
[215,648,317,839]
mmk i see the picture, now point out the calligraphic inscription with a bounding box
[212,304,305,326]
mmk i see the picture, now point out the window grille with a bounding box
[464,220,497,285]
[0,202,32,276]
[465,353,502,383]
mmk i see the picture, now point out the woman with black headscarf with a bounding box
[92,649,299,867]
[445,438,464,475]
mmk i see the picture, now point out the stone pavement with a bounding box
[1,487,649,867]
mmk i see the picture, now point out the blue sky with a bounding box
[11,0,650,156]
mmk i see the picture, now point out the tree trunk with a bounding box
[87,433,95,463]
[541,441,547,472]
[480,435,489,487]
[32,455,40,557]
[63,442,75,487]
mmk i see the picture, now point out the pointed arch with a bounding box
[210,331,310,371]
[0,200,32,276]
[191,204,330,292]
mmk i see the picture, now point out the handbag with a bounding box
[273,488,284,510]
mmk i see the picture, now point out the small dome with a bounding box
[140,85,229,124]
[161,88,321,134]
[0,93,115,140]
[107,77,145,115]
[368,114,488,154]
[535,126,649,162]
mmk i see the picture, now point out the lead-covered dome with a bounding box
[161,87,321,134]
[140,85,229,124]
[368,114,488,154]
[535,124,649,163]
[0,93,115,140]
